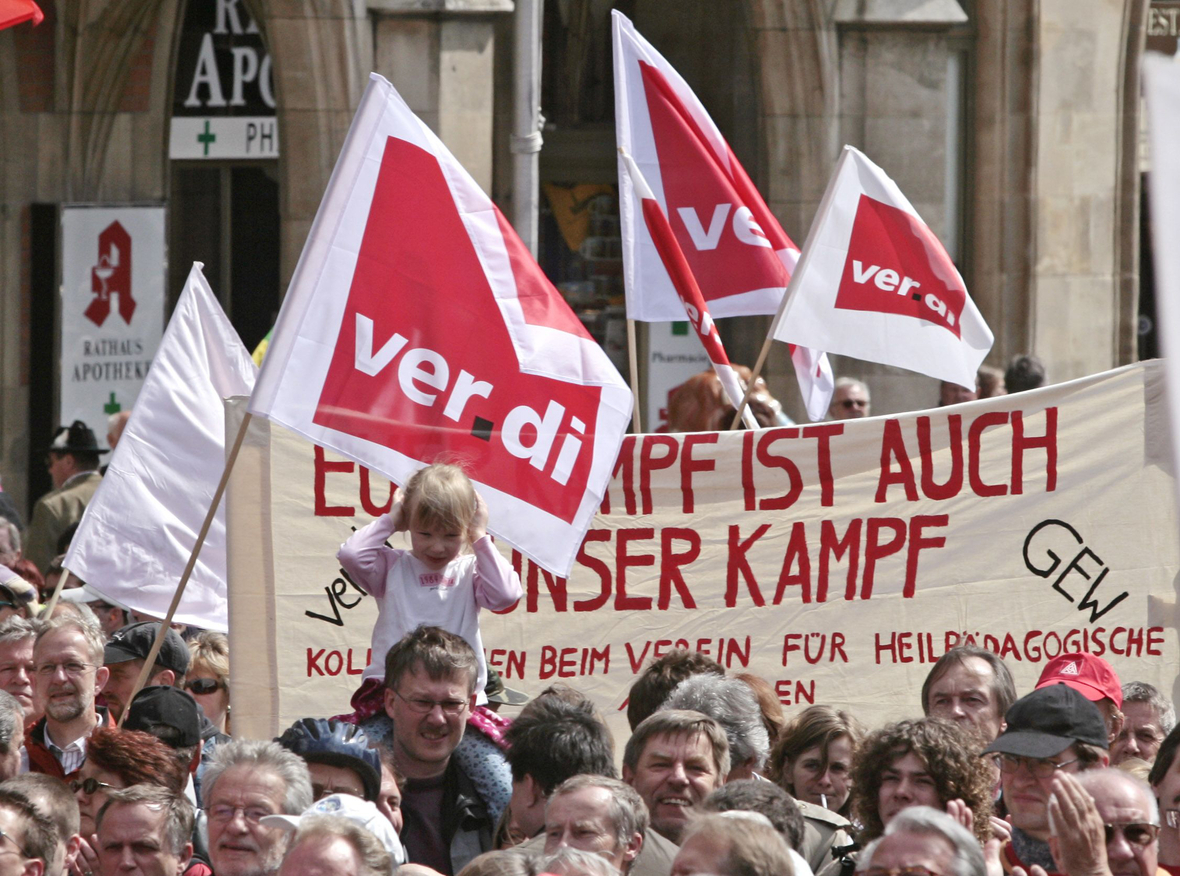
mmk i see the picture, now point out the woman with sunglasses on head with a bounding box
[70,727,185,876]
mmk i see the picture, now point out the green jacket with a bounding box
[24,471,102,573]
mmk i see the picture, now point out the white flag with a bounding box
[772,146,993,389]
[248,74,632,577]
[64,263,257,630]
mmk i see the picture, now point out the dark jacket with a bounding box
[443,757,495,875]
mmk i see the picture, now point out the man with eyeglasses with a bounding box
[202,739,313,876]
[1112,682,1175,767]
[982,684,1110,876]
[857,806,984,876]
[26,616,111,782]
[380,626,495,875]
[0,788,57,876]
[1031,769,1160,876]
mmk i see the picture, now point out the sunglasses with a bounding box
[839,399,867,409]
[1103,822,1160,848]
[70,778,117,795]
[186,678,225,695]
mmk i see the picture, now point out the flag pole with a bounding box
[118,411,253,727]
[627,319,643,433]
[40,568,71,618]
[728,333,776,430]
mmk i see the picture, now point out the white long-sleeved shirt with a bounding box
[337,514,523,703]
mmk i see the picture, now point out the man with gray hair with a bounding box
[276,816,393,876]
[829,378,870,420]
[539,774,678,876]
[203,739,313,876]
[661,674,769,781]
[858,807,984,876]
[623,710,729,844]
[1112,682,1175,766]
[671,812,793,876]
[94,785,193,876]
[1045,769,1160,876]
[26,615,110,781]
[0,619,37,719]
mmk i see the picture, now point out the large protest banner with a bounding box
[226,361,1180,743]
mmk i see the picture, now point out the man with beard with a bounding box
[25,616,110,780]
[203,740,313,876]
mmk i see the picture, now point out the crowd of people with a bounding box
[0,350,1166,876]
[0,587,1161,876]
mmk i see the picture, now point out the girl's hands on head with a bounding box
[390,487,407,532]
[470,492,489,542]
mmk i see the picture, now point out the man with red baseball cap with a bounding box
[1036,652,1125,746]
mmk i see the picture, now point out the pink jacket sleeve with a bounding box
[471,536,523,611]
[337,514,401,599]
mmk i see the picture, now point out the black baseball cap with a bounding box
[983,683,1109,758]
[104,622,190,676]
[124,685,202,748]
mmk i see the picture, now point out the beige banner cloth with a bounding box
[226,361,1180,743]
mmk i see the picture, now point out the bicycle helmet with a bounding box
[275,718,382,802]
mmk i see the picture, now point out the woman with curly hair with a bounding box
[849,717,993,846]
[768,704,865,817]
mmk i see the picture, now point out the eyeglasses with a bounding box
[995,754,1079,778]
[393,689,468,716]
[34,661,97,678]
[0,825,33,859]
[70,777,117,795]
[839,399,868,409]
[186,678,225,695]
[207,804,275,825]
[1103,822,1160,847]
[862,867,943,876]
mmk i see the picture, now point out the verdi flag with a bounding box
[772,146,993,389]
[63,263,257,630]
[620,151,757,429]
[249,74,632,577]
[612,10,833,420]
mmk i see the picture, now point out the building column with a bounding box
[371,0,514,195]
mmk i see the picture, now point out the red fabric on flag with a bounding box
[834,195,966,338]
[639,60,792,307]
[0,0,42,29]
[312,135,602,524]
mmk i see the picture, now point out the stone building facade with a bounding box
[0,0,1151,516]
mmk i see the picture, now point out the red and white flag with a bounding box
[249,74,632,577]
[620,151,757,430]
[772,146,993,388]
[613,11,833,421]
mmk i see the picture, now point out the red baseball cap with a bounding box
[1036,652,1123,708]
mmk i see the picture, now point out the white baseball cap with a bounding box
[260,793,406,866]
